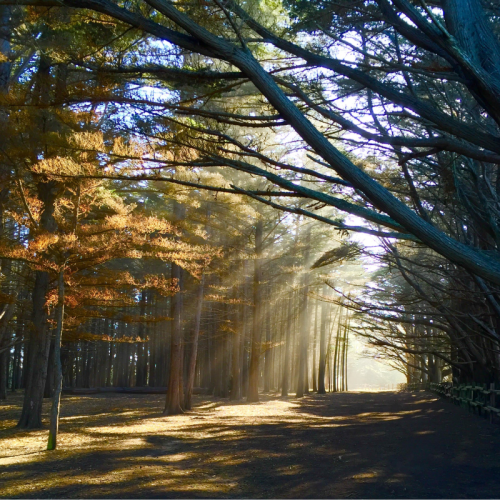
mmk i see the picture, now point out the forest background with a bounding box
[0,0,498,449]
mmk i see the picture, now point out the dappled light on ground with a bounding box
[1,391,500,498]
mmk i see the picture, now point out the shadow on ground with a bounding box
[1,390,499,498]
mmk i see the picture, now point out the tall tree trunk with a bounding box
[263,288,271,393]
[332,305,343,393]
[47,269,64,450]
[18,180,59,428]
[11,338,21,391]
[0,190,12,400]
[107,332,114,387]
[165,272,182,414]
[339,320,344,392]
[291,300,298,394]
[213,306,224,398]
[247,220,263,402]
[0,284,13,399]
[207,304,214,393]
[18,269,52,428]
[312,299,319,393]
[149,293,158,387]
[0,349,7,400]
[318,285,328,394]
[296,226,311,398]
[185,275,204,409]
[343,316,349,391]
[164,202,185,415]
[240,260,250,398]
[220,324,229,398]
[44,339,55,398]
[136,291,147,386]
[296,287,307,398]
[0,13,12,396]
[230,277,241,400]
[281,293,294,397]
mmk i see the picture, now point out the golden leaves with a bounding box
[112,136,151,159]
[28,233,59,253]
[68,131,105,152]
[63,331,149,343]
[204,294,246,305]
[104,214,174,234]
[32,157,88,177]
[142,275,179,296]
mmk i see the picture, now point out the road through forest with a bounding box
[1,391,500,498]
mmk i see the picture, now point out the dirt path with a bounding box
[1,390,500,498]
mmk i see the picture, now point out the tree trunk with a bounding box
[18,176,57,427]
[18,270,52,428]
[296,286,307,398]
[0,349,7,400]
[240,260,250,398]
[0,306,12,400]
[332,305,343,393]
[296,226,311,398]
[318,285,328,394]
[165,266,183,414]
[312,298,319,393]
[47,269,64,450]
[164,202,185,415]
[230,277,241,400]
[44,339,55,398]
[149,293,158,387]
[281,293,293,397]
[220,326,229,398]
[184,275,204,409]
[263,289,271,393]
[11,338,21,391]
[343,315,349,391]
[135,291,147,386]
[247,220,263,403]
[18,49,61,427]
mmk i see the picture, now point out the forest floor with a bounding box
[1,390,500,499]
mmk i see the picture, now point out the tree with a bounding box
[247,219,263,402]
[4,0,500,286]
[4,0,500,425]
